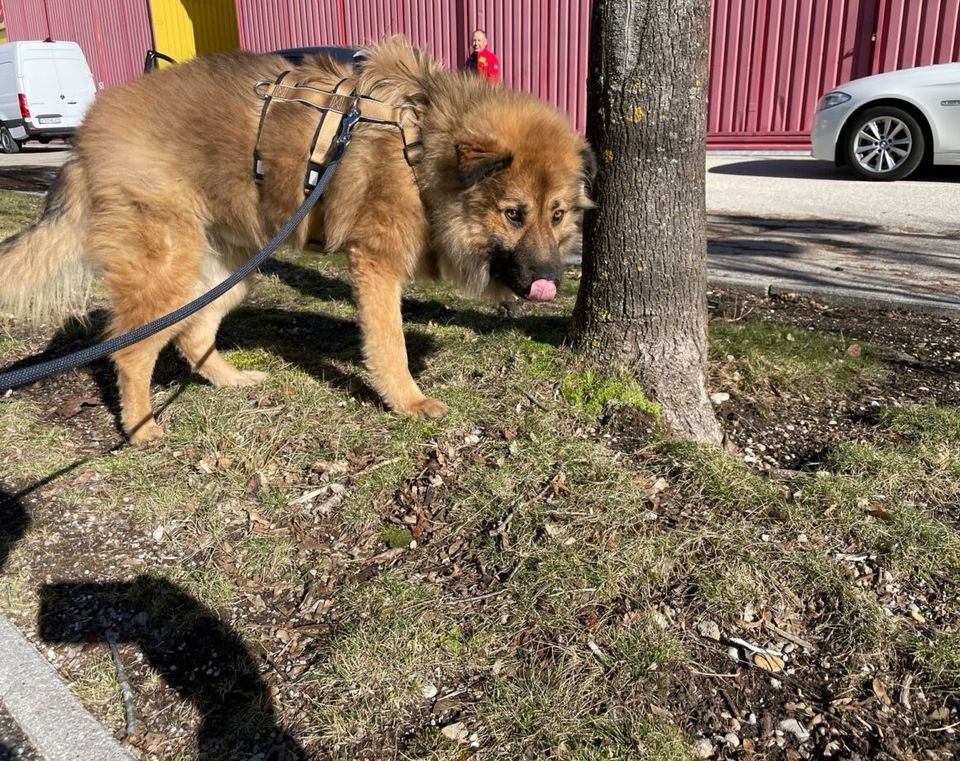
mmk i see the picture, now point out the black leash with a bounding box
[0,109,360,393]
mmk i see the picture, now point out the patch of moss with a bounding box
[224,347,280,371]
[381,527,413,549]
[561,369,661,419]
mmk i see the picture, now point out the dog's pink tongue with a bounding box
[527,279,557,302]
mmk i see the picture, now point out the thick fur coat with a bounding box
[0,37,594,444]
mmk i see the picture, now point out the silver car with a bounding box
[811,63,960,180]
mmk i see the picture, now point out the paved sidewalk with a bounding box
[0,616,131,760]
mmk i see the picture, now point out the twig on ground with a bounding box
[444,588,507,605]
[764,621,818,652]
[930,721,960,733]
[523,390,550,411]
[900,673,913,711]
[108,637,136,741]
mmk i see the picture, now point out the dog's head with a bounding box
[429,92,596,302]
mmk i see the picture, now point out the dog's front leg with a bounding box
[350,259,448,419]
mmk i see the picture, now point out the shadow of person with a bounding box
[0,488,30,573]
[39,575,307,760]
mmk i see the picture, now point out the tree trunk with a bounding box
[572,0,722,445]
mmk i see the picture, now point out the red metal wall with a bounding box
[709,0,960,149]
[235,0,590,131]
[871,0,960,70]
[6,1,960,148]
[2,0,152,91]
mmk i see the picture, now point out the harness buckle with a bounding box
[330,107,361,161]
[303,107,361,194]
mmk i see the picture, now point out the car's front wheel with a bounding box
[844,106,924,181]
[0,126,21,154]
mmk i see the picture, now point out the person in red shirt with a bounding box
[465,29,500,83]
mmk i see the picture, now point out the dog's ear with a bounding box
[456,141,513,188]
[576,144,598,209]
[580,145,598,187]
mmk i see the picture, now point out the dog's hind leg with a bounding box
[95,204,208,445]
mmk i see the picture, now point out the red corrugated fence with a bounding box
[234,0,591,132]
[709,0,960,148]
[3,0,152,91]
[4,1,960,147]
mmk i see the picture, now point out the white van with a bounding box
[0,40,97,153]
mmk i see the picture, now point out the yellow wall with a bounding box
[149,0,239,62]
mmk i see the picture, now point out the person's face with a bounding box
[472,32,487,52]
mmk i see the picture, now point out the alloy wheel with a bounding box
[853,117,912,175]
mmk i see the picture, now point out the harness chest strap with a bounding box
[253,79,424,192]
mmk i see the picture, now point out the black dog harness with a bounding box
[252,72,423,193]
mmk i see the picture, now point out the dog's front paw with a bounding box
[398,396,449,419]
[129,421,165,446]
[236,369,269,386]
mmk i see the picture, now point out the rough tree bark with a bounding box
[572,0,722,444]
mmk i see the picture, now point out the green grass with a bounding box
[2,231,959,757]
[880,403,960,445]
[479,668,691,760]
[907,632,960,694]
[307,573,470,745]
[0,191,42,237]
[711,319,888,399]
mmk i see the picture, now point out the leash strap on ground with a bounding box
[0,112,358,393]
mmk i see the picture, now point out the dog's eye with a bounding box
[552,209,566,225]
[504,208,523,227]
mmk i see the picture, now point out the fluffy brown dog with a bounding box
[0,37,594,444]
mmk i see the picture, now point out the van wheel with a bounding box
[0,127,21,154]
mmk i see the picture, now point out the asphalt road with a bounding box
[707,154,960,235]
[706,155,960,315]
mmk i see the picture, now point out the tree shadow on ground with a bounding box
[708,158,960,185]
[39,576,307,760]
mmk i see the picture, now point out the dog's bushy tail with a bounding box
[0,160,92,326]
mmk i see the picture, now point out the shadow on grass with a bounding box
[5,257,568,440]
[39,576,307,759]
[0,487,29,573]
[266,258,571,347]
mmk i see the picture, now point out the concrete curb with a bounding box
[707,274,960,321]
[0,616,132,761]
